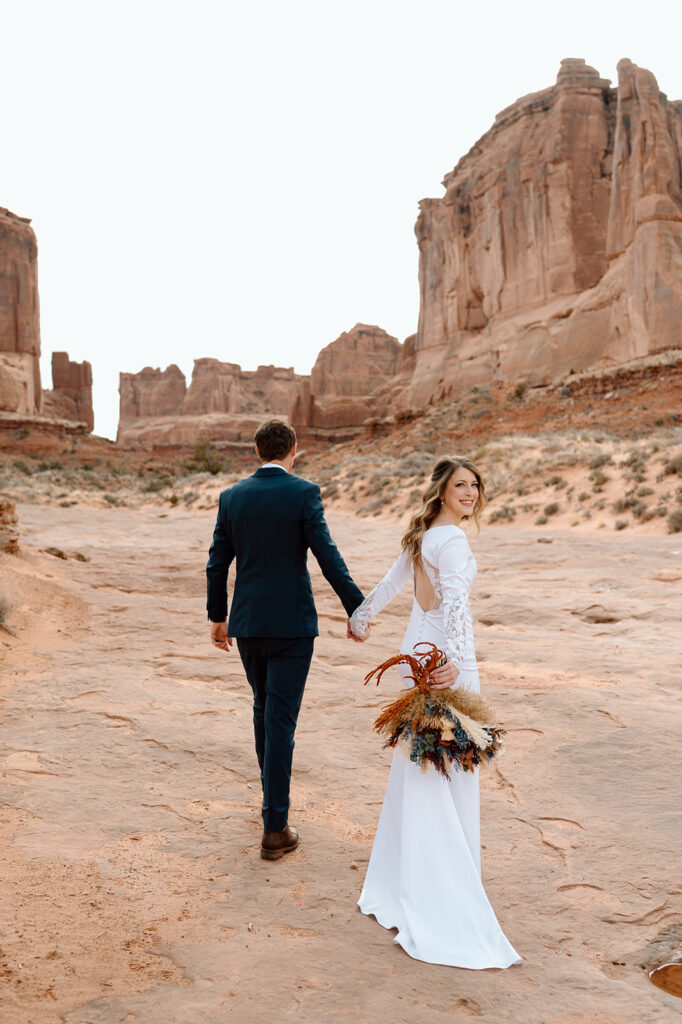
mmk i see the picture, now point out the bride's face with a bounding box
[442,467,479,522]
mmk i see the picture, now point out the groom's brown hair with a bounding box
[255,419,297,462]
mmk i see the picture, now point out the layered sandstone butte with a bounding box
[291,324,405,438]
[117,360,305,446]
[410,58,682,406]
[0,207,41,415]
[42,352,94,430]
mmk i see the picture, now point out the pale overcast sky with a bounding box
[2,0,681,438]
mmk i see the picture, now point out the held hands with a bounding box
[211,621,233,653]
[347,619,370,643]
[429,661,459,690]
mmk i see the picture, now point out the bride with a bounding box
[349,455,521,969]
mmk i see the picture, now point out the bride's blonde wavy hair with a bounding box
[401,455,487,565]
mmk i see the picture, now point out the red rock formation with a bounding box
[117,360,304,446]
[42,352,94,430]
[410,59,682,407]
[0,207,41,415]
[119,364,187,422]
[181,360,303,416]
[291,324,404,439]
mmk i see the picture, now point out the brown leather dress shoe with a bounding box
[260,825,299,860]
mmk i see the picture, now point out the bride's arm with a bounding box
[349,548,412,638]
[437,532,470,675]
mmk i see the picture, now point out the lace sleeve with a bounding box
[349,548,412,637]
[437,532,470,671]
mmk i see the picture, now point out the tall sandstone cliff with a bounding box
[0,207,41,415]
[410,58,682,407]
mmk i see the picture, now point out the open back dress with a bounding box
[349,524,521,969]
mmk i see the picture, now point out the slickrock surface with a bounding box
[0,207,42,416]
[411,58,682,407]
[41,352,94,432]
[118,361,304,446]
[1,502,680,1022]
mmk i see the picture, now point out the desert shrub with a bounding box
[535,515,548,525]
[664,454,682,476]
[612,498,626,514]
[0,594,11,626]
[637,486,654,497]
[548,475,567,488]
[489,505,516,524]
[358,497,385,518]
[667,509,682,533]
[322,484,339,500]
[104,493,124,506]
[543,502,559,516]
[183,491,199,505]
[142,477,167,493]
[188,441,224,475]
[512,383,527,400]
[589,453,612,469]
[578,492,590,502]
[654,505,668,517]
[38,459,62,471]
[169,494,179,507]
[590,469,610,487]
[615,520,628,531]
[13,459,33,476]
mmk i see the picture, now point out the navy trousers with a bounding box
[236,636,314,833]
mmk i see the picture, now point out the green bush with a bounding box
[190,441,224,475]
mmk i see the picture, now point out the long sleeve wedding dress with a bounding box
[350,524,521,969]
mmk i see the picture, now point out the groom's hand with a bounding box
[211,621,233,652]
[346,619,369,643]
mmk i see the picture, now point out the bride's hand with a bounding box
[347,619,370,642]
[429,662,459,689]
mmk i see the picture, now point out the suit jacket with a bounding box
[206,467,364,637]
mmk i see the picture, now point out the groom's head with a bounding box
[255,419,297,463]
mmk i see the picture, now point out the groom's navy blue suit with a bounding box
[207,466,363,832]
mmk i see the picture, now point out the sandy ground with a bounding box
[1,502,681,1023]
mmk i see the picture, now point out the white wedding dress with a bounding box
[350,525,521,969]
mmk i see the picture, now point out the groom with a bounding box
[207,419,366,860]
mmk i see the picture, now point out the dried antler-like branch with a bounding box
[364,641,445,692]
